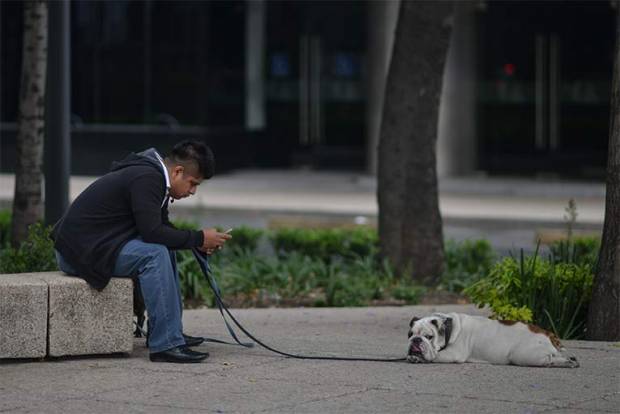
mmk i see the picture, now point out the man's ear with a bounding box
[171,165,185,178]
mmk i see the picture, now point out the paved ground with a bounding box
[1,172,615,412]
[1,305,618,414]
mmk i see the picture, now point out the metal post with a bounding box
[45,0,71,225]
[245,0,266,130]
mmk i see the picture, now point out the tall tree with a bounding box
[377,0,453,283]
[586,12,620,341]
[11,0,48,247]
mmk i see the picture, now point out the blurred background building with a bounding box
[0,0,615,178]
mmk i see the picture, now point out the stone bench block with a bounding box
[0,273,48,359]
[38,273,133,357]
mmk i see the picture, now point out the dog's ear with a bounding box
[429,315,450,336]
[409,316,421,328]
[431,313,451,333]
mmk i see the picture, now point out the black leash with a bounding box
[190,248,407,363]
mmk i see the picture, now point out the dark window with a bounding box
[1,1,24,123]
[2,0,245,127]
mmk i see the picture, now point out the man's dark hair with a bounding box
[167,140,215,179]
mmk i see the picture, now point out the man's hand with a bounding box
[200,228,232,253]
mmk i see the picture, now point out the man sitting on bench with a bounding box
[52,140,231,363]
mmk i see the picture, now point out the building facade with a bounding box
[0,0,615,177]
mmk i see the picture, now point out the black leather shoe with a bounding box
[149,346,209,363]
[183,333,205,347]
[146,333,205,348]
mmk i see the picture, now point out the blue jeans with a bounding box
[55,239,186,353]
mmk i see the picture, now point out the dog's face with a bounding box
[406,314,453,363]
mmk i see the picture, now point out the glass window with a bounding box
[2,0,245,127]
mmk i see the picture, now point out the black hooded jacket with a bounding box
[51,148,204,290]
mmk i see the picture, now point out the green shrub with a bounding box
[172,221,266,253]
[390,284,425,303]
[176,246,424,308]
[464,247,593,339]
[176,250,214,304]
[324,272,367,307]
[0,222,57,273]
[440,239,495,293]
[0,210,11,248]
[549,236,600,266]
[269,227,378,262]
[224,226,264,252]
[344,227,379,258]
[270,228,343,261]
[213,250,279,297]
[0,217,428,309]
[171,225,484,309]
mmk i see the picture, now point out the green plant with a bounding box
[175,242,425,308]
[269,227,378,262]
[270,228,344,261]
[440,239,495,293]
[172,221,265,253]
[541,263,593,339]
[344,227,379,258]
[549,236,600,266]
[214,250,278,297]
[0,222,57,273]
[390,284,425,303]
[224,226,264,252]
[176,250,213,304]
[464,245,593,339]
[550,198,600,266]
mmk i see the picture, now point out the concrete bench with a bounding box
[0,272,133,359]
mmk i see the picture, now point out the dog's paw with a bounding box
[567,356,580,368]
[406,354,426,364]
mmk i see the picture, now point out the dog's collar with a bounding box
[439,318,453,352]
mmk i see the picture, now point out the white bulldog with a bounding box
[406,312,579,368]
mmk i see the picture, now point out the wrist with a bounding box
[196,229,205,247]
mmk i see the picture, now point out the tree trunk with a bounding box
[11,0,48,247]
[586,12,620,341]
[377,0,453,283]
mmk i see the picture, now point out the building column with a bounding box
[436,1,478,177]
[366,0,400,175]
[245,0,266,130]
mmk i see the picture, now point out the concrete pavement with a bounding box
[0,170,605,223]
[1,305,618,413]
[1,171,615,412]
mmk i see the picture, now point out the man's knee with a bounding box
[144,243,172,265]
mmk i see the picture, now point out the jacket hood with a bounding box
[110,148,163,173]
